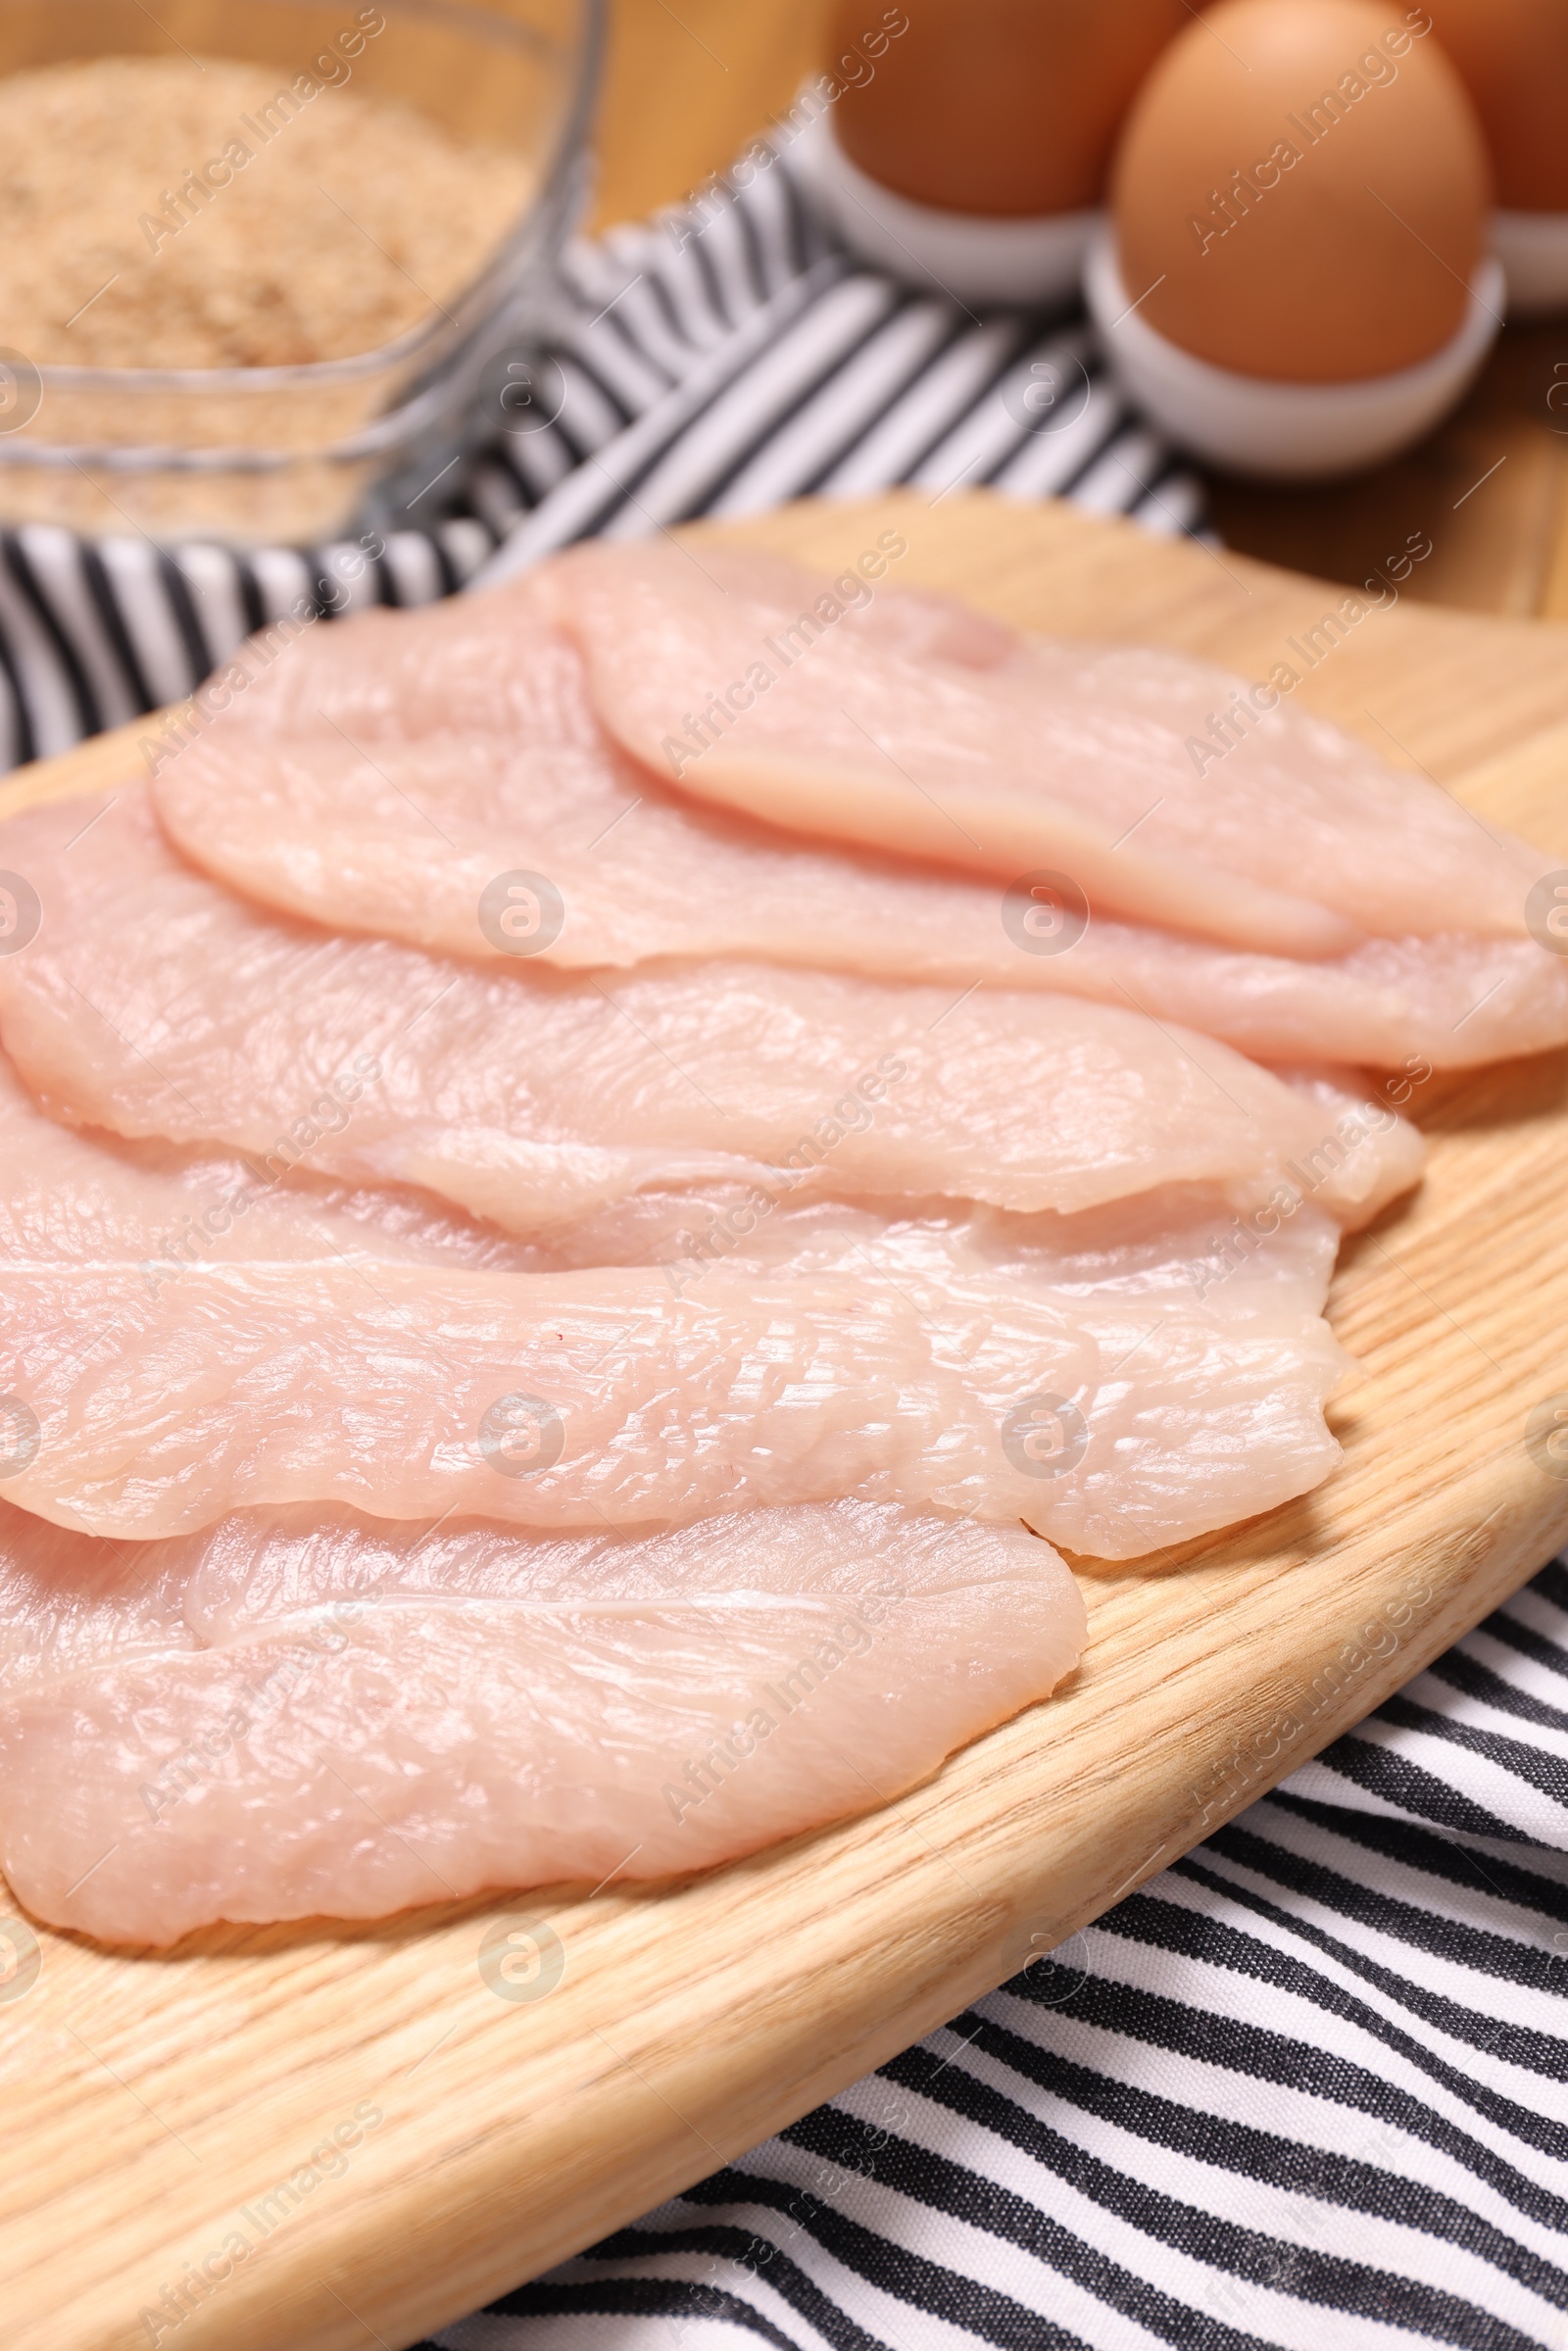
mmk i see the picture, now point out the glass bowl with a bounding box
[0,0,602,544]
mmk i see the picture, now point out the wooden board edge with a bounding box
[61,1452,1567,2351]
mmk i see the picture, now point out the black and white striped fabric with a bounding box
[430,1555,1568,2351]
[0,124,1203,771]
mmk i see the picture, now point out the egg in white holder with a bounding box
[1493,213,1568,318]
[793,107,1095,308]
[1412,2,1568,316]
[1084,228,1503,481]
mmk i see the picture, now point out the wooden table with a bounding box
[587,0,1568,620]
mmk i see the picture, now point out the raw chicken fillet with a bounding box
[0,790,1421,1234]
[0,1053,1354,1554]
[147,556,1568,1068]
[0,1497,1086,1943]
[552,545,1548,949]
[0,536,1496,1951]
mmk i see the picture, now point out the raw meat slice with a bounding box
[172,565,590,748]
[668,547,1028,674]
[1059,929,1568,1073]
[646,1178,1363,1560]
[650,1183,1351,1348]
[549,543,1548,949]
[172,551,1015,751]
[0,1054,1352,1554]
[0,789,1421,1232]
[151,706,1568,1072]
[572,1180,1344,1302]
[0,1497,1086,1944]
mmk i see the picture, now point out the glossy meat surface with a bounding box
[0,1496,1085,1942]
[553,545,1545,949]
[0,790,1422,1234]
[0,1053,1356,1553]
[154,696,1568,1070]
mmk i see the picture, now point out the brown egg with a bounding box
[826,0,1188,218]
[1112,0,1491,380]
[1425,0,1568,210]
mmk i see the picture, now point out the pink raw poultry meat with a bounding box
[149,718,1567,1072]
[0,1496,1085,1944]
[0,544,1485,1961]
[551,543,1548,952]
[0,789,1421,1234]
[144,553,1568,1068]
[0,1050,1087,1543]
[0,1052,1357,1553]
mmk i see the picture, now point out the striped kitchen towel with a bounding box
[0,121,1202,772]
[427,1553,1568,2351]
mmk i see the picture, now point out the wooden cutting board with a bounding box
[4,492,1568,2351]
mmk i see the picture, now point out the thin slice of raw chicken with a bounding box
[0,1052,1356,1553]
[0,1047,1073,1542]
[0,790,1421,1234]
[616,1181,1363,1567]
[0,1496,1086,1944]
[548,544,1548,951]
[182,563,587,746]
[151,704,1568,1071]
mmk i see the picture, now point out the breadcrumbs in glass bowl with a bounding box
[0,0,600,543]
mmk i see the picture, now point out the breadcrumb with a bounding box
[0,53,535,368]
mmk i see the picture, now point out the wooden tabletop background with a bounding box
[578,0,1568,619]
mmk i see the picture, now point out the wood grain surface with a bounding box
[2,493,1568,2351]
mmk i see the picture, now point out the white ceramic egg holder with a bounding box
[791,111,1095,306]
[1084,231,1506,481]
[1494,212,1568,318]
[795,107,1542,480]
